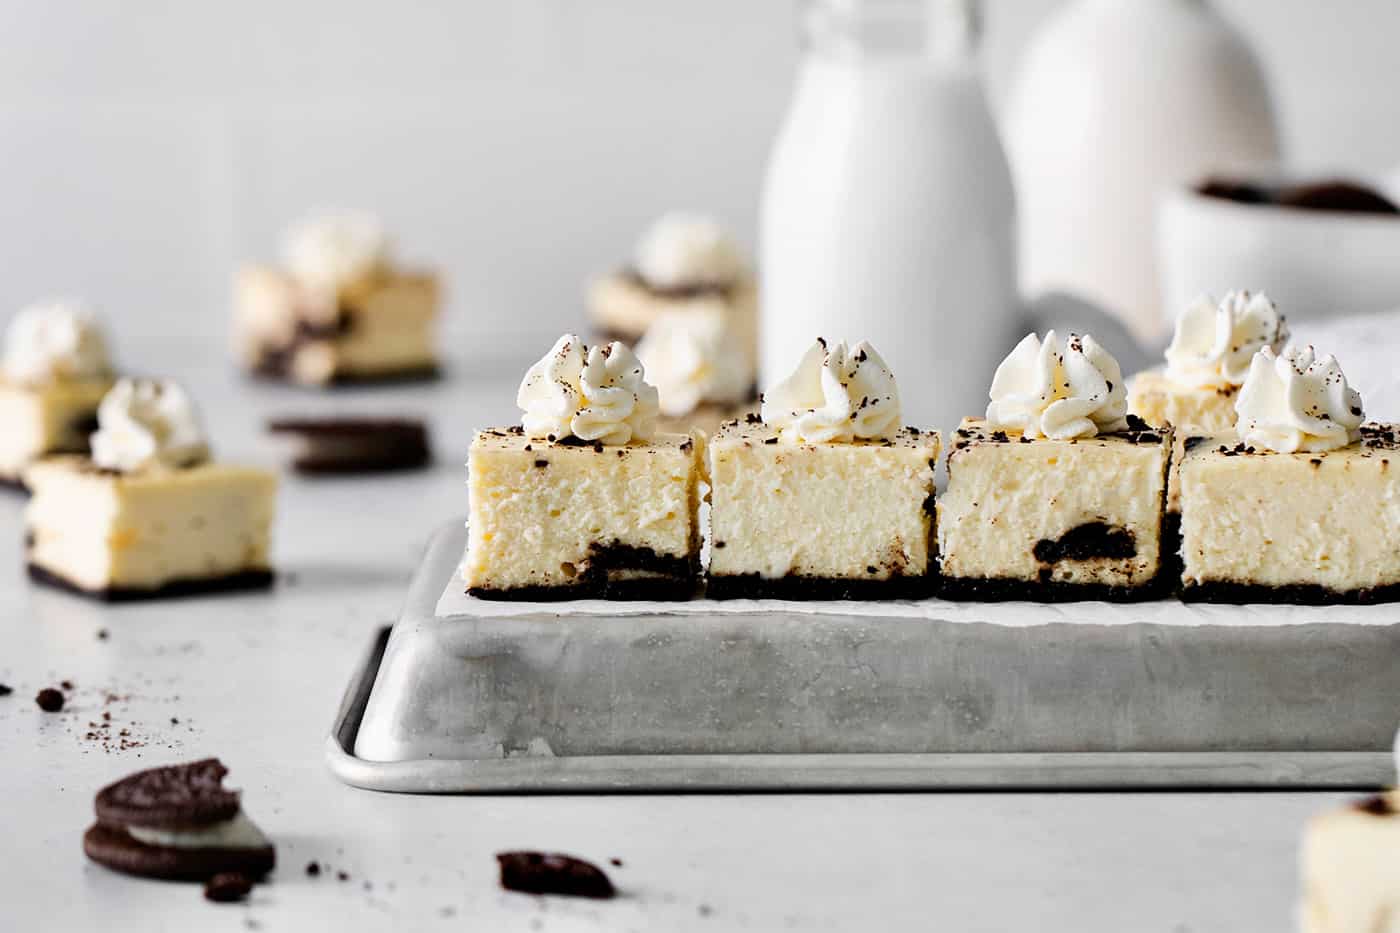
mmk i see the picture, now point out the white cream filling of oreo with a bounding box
[126,810,268,850]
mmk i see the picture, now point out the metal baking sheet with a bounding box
[326,522,1399,792]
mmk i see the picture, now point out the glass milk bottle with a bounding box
[759,0,1019,432]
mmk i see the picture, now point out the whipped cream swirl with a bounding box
[1,300,110,386]
[1165,290,1288,389]
[1234,345,1363,453]
[280,211,390,291]
[986,331,1129,440]
[90,379,210,473]
[761,338,900,443]
[634,213,745,289]
[517,335,660,445]
[635,309,753,417]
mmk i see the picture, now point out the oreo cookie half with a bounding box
[83,758,275,881]
[267,416,431,474]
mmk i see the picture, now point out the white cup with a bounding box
[1158,182,1400,325]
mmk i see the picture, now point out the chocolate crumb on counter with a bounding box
[305,861,321,877]
[496,852,616,900]
[0,683,12,697]
[36,687,64,712]
[204,872,253,903]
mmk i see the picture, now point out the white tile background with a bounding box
[1,0,1397,358]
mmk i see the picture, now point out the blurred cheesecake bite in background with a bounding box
[234,211,440,387]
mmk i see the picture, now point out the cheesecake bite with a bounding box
[25,379,277,600]
[938,331,1172,601]
[1179,345,1399,603]
[635,305,756,436]
[464,335,703,600]
[235,211,439,386]
[0,300,114,487]
[588,213,757,364]
[707,339,939,599]
[1300,791,1400,933]
[1129,290,1287,434]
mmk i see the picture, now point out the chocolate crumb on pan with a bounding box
[0,683,13,697]
[496,852,616,899]
[267,417,431,475]
[204,872,253,903]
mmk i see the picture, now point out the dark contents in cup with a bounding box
[1198,177,1400,215]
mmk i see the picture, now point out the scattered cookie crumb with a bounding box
[36,687,64,712]
[305,861,321,877]
[96,628,109,640]
[496,851,616,899]
[609,857,623,867]
[336,870,350,882]
[204,872,253,903]
[699,903,713,917]
[0,683,13,697]
[60,679,75,690]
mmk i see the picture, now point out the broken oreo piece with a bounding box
[83,758,275,881]
[204,872,253,903]
[267,417,431,475]
[496,851,616,899]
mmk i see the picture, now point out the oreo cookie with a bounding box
[83,759,275,881]
[496,851,616,899]
[267,416,431,474]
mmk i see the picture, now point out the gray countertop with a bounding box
[0,341,1362,932]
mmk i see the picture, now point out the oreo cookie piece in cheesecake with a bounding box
[25,379,276,600]
[938,332,1173,601]
[1179,345,1400,604]
[84,758,275,881]
[463,335,703,600]
[707,339,940,600]
[0,300,115,487]
[235,212,439,386]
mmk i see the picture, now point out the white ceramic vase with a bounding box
[1003,0,1281,340]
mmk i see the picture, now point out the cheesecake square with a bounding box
[1178,425,1400,603]
[0,377,110,485]
[938,417,1172,601]
[1300,792,1400,933]
[705,420,940,599]
[463,428,704,600]
[235,264,439,386]
[25,457,277,599]
[1127,368,1240,435]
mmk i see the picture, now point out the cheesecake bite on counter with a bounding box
[587,213,757,357]
[938,332,1172,601]
[1179,345,1400,603]
[0,301,115,487]
[707,339,939,599]
[1300,790,1400,933]
[464,335,703,600]
[25,379,277,600]
[1129,290,1287,434]
[235,211,439,386]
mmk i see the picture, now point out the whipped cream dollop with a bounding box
[280,211,390,291]
[90,379,210,472]
[635,309,753,417]
[1234,345,1364,453]
[633,213,745,289]
[986,331,1129,440]
[127,811,268,851]
[761,338,901,443]
[517,335,660,445]
[1165,290,1288,389]
[1,300,110,386]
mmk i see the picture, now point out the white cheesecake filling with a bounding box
[1165,290,1287,390]
[1,299,110,386]
[517,335,660,445]
[128,810,268,850]
[986,331,1128,440]
[91,378,209,473]
[633,213,744,289]
[1235,345,1364,454]
[761,338,900,444]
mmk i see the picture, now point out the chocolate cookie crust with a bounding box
[467,542,700,602]
[1181,580,1400,606]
